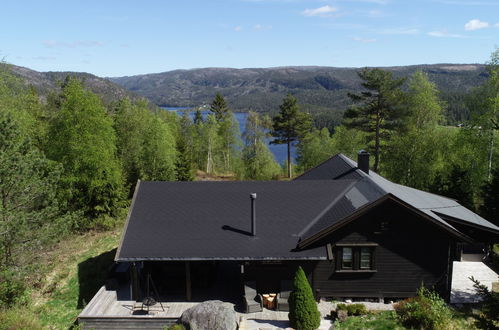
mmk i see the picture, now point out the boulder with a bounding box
[180,300,237,330]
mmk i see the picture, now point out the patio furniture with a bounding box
[277,280,292,311]
[262,293,277,309]
[244,281,263,313]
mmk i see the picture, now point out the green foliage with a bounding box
[335,303,367,318]
[334,311,404,330]
[46,77,124,224]
[344,68,406,172]
[289,266,321,330]
[431,164,475,210]
[242,111,280,180]
[480,168,499,225]
[469,276,499,328]
[382,71,446,189]
[0,269,29,308]
[0,308,42,330]
[217,111,243,174]
[394,286,453,330]
[296,126,365,173]
[167,324,186,330]
[0,111,65,267]
[175,140,194,181]
[210,92,230,121]
[114,98,177,192]
[272,94,313,178]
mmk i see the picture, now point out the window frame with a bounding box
[335,244,377,273]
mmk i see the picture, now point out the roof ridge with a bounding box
[293,153,352,180]
[297,180,358,239]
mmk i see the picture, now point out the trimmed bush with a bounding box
[346,303,367,316]
[394,287,452,329]
[289,266,321,330]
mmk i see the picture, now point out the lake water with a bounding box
[162,107,296,164]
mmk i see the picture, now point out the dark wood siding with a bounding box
[310,200,455,299]
[243,261,317,294]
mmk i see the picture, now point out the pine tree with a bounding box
[288,266,321,330]
[271,94,312,178]
[344,68,406,172]
[210,93,230,121]
[176,140,194,181]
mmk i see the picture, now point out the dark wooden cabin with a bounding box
[113,152,499,303]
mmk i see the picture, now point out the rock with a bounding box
[337,310,348,322]
[180,300,237,330]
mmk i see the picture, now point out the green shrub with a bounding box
[0,308,42,330]
[167,324,186,330]
[394,287,452,329]
[346,303,367,316]
[470,276,499,328]
[289,266,321,330]
[336,303,347,311]
[0,269,29,308]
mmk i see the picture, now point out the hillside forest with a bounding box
[0,48,498,327]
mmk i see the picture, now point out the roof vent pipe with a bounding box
[250,193,257,236]
[358,150,370,174]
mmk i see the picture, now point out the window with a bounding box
[360,247,372,269]
[336,245,376,272]
[342,247,353,269]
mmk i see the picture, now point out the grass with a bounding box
[29,229,121,329]
[333,308,480,330]
[334,311,405,330]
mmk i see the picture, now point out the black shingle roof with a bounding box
[116,154,499,261]
[116,180,356,261]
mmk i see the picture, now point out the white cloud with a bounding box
[253,24,272,30]
[464,19,490,30]
[352,37,377,43]
[234,26,243,32]
[42,40,104,48]
[302,5,338,17]
[375,27,419,35]
[428,30,466,38]
[495,22,499,27]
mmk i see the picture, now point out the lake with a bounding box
[162,107,296,164]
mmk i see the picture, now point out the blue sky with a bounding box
[1,0,498,77]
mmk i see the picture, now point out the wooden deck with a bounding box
[78,286,289,329]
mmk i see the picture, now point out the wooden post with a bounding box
[185,261,192,301]
[131,262,140,301]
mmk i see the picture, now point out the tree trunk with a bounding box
[287,140,292,178]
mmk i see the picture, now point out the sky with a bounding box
[1,0,498,77]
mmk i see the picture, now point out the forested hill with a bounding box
[6,64,142,106]
[110,64,488,123]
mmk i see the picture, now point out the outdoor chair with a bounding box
[277,280,292,311]
[244,281,263,313]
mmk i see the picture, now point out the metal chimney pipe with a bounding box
[358,150,370,174]
[250,193,257,236]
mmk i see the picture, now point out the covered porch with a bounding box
[78,285,290,329]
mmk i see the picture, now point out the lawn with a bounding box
[31,229,121,329]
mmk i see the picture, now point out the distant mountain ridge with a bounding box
[109,64,488,122]
[5,64,142,106]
